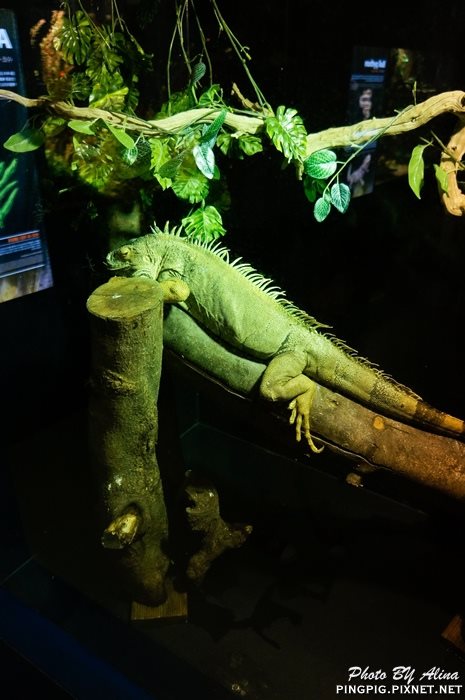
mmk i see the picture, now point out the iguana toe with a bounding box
[288,396,324,454]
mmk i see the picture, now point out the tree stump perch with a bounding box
[86,278,465,612]
[87,276,170,606]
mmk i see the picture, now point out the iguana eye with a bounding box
[118,246,131,260]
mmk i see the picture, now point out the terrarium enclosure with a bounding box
[2,1,465,699]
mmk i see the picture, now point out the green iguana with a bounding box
[106,225,465,452]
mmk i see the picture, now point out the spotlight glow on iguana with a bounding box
[106,226,465,452]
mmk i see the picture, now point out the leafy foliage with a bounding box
[265,106,307,162]
[4,128,44,153]
[304,150,337,179]
[106,123,136,150]
[193,143,216,179]
[182,204,226,242]
[217,132,263,159]
[57,11,93,65]
[1,0,365,241]
[171,155,211,203]
[199,109,227,148]
[70,134,117,192]
[44,3,152,112]
[408,143,428,199]
[68,119,95,135]
[301,149,351,222]
[192,109,227,179]
[433,164,448,194]
[197,84,226,108]
[330,182,351,214]
[313,195,331,223]
[408,141,449,200]
[190,60,207,86]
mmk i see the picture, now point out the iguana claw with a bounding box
[288,386,324,454]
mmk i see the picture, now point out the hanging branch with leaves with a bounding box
[1,0,465,242]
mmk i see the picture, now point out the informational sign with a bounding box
[0,8,53,303]
[342,45,457,198]
[342,46,390,198]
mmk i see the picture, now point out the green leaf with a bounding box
[172,167,210,203]
[217,133,232,156]
[149,139,174,187]
[105,123,135,150]
[69,137,114,190]
[3,128,44,153]
[58,11,92,65]
[116,142,151,180]
[121,146,139,166]
[433,164,448,195]
[190,61,206,86]
[90,86,128,111]
[153,173,173,190]
[314,196,331,222]
[150,138,170,169]
[193,144,216,179]
[303,176,317,203]
[157,90,193,117]
[408,144,429,199]
[182,205,226,243]
[198,84,224,107]
[304,150,337,179]
[265,106,307,162]
[68,120,95,135]
[42,117,67,138]
[238,135,263,156]
[200,109,228,148]
[330,182,351,213]
[158,151,186,179]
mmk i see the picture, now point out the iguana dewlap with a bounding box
[106,227,465,451]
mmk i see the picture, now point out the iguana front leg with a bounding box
[159,278,190,303]
[260,351,324,453]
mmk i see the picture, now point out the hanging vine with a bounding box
[1,0,465,242]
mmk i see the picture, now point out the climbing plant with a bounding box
[1,0,464,242]
[0,1,362,239]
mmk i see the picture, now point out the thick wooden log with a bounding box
[87,276,169,605]
[163,306,465,502]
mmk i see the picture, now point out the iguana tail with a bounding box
[308,331,465,439]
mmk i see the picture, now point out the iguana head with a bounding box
[106,235,163,280]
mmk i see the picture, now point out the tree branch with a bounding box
[0,89,264,136]
[164,306,465,503]
[305,90,465,154]
[439,117,465,216]
[2,89,465,147]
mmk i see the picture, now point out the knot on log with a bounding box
[102,506,141,549]
[99,369,137,395]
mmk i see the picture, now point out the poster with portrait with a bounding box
[342,46,389,198]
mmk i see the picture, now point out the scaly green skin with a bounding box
[106,229,465,449]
